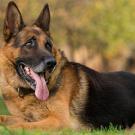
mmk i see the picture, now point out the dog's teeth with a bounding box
[27,71,31,75]
[24,67,31,74]
[27,72,30,75]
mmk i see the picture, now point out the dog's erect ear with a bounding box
[3,1,25,42]
[34,4,50,32]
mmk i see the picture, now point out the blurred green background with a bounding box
[1,0,135,72]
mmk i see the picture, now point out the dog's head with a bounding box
[3,1,57,100]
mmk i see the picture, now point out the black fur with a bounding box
[73,63,135,129]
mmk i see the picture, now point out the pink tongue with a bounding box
[24,67,49,100]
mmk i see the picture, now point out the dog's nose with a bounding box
[45,57,56,69]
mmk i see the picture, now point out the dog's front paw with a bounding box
[0,115,25,125]
[8,122,34,129]
[0,115,8,124]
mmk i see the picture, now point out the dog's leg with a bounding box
[8,115,66,130]
[0,115,25,125]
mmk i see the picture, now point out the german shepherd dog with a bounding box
[1,1,135,130]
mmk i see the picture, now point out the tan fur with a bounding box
[71,70,89,116]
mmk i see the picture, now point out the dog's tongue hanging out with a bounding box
[24,67,49,100]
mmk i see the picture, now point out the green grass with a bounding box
[0,97,131,135]
[0,126,125,135]
[0,96,10,115]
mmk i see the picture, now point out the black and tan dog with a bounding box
[1,1,135,130]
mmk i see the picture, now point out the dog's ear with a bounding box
[3,1,25,42]
[34,4,50,32]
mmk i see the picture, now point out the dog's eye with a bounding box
[25,40,34,48]
[45,42,52,51]
[24,37,36,48]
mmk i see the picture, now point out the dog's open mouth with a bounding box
[18,63,49,101]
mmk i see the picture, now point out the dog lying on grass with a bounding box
[0,1,135,130]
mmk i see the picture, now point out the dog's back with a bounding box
[72,63,135,128]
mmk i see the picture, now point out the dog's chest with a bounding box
[21,97,50,121]
[5,95,49,122]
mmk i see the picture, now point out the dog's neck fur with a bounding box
[0,47,29,99]
[48,49,68,92]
